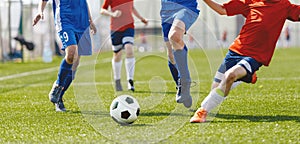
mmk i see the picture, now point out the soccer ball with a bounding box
[110,95,140,125]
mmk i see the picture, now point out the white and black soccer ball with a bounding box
[110,95,140,125]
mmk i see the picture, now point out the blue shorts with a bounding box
[110,28,135,53]
[161,5,199,41]
[214,50,263,83]
[58,29,92,56]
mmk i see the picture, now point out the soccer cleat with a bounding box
[55,99,66,112]
[176,79,192,108]
[190,108,207,123]
[251,72,257,84]
[115,79,123,91]
[128,79,135,92]
[49,82,63,103]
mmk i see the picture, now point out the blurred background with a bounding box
[0,0,299,63]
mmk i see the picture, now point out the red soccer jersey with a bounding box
[102,0,134,31]
[223,0,300,66]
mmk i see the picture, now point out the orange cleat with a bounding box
[251,72,257,84]
[190,108,207,123]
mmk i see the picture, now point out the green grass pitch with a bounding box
[0,48,299,143]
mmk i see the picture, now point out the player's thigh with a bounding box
[122,28,134,46]
[122,28,135,57]
[173,8,199,32]
[169,19,185,38]
[225,65,247,81]
[237,57,262,83]
[58,30,78,62]
[214,51,241,83]
[58,29,77,52]
[111,31,124,53]
[215,50,262,83]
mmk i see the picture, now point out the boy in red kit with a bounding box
[100,0,148,92]
[190,0,300,123]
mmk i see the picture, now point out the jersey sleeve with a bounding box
[287,4,300,21]
[101,0,110,9]
[223,0,249,16]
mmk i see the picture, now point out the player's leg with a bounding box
[212,60,243,90]
[166,41,179,86]
[169,9,198,108]
[190,65,247,123]
[169,19,192,108]
[55,30,92,111]
[49,30,77,104]
[112,51,123,91]
[191,55,262,122]
[123,28,135,92]
[161,21,180,88]
[56,56,80,112]
[111,31,124,91]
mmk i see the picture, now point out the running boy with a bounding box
[33,0,97,112]
[190,0,300,122]
[100,0,148,92]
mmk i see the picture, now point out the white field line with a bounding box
[0,67,59,81]
[0,58,111,82]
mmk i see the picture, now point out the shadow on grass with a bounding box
[71,110,190,117]
[140,111,190,117]
[70,110,110,117]
[119,123,153,127]
[215,113,300,122]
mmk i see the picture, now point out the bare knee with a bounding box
[125,44,134,58]
[66,54,75,64]
[113,51,122,62]
[65,45,77,64]
[168,31,184,50]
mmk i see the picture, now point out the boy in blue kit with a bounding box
[160,0,200,108]
[33,0,97,112]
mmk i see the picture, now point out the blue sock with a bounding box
[173,45,190,83]
[56,59,72,86]
[59,70,76,100]
[168,61,179,85]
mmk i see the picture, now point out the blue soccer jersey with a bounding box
[44,0,90,32]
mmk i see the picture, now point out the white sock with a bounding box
[112,59,122,80]
[125,57,135,80]
[231,81,242,90]
[201,88,225,112]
